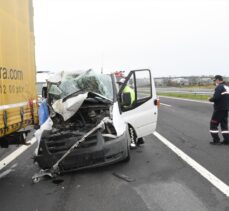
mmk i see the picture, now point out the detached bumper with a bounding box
[34,129,129,172]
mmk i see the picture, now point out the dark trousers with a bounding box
[210,110,229,142]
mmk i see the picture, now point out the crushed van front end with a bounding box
[34,127,129,172]
[34,70,130,173]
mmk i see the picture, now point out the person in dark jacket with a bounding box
[209,75,229,145]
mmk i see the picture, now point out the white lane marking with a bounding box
[0,163,18,179]
[159,96,212,104]
[160,103,171,107]
[153,131,229,197]
[0,169,14,179]
[0,137,36,171]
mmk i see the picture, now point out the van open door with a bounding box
[118,69,158,139]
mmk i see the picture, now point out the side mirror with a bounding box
[42,87,47,98]
[122,92,131,107]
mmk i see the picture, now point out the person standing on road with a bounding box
[209,75,229,145]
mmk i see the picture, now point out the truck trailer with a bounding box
[0,0,38,147]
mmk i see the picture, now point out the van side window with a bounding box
[135,70,152,100]
[119,69,152,111]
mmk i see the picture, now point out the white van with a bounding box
[34,69,158,172]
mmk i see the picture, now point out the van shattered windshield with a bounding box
[48,69,113,101]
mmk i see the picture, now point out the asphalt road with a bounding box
[0,97,229,211]
[158,96,229,184]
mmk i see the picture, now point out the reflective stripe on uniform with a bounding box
[222,85,229,95]
[222,131,229,134]
[210,130,219,133]
[221,91,229,95]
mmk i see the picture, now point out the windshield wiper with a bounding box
[94,96,112,104]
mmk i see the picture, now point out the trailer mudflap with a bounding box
[0,130,30,148]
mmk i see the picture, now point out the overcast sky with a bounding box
[33,0,229,77]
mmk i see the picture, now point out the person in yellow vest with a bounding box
[118,78,136,106]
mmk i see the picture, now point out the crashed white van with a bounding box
[34,69,158,173]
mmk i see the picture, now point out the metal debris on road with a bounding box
[52,178,64,185]
[112,172,135,182]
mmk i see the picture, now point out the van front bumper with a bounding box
[34,129,129,172]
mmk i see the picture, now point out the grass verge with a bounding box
[158,92,210,101]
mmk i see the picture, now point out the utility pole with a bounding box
[101,52,104,74]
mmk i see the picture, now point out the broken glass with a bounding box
[48,70,113,101]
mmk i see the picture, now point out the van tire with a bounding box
[129,126,137,146]
[122,142,130,162]
[122,129,131,162]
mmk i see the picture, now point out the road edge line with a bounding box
[0,137,36,171]
[153,131,229,197]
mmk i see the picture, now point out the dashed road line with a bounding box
[160,103,172,107]
[0,137,36,171]
[153,131,229,197]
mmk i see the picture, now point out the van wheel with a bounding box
[129,127,137,147]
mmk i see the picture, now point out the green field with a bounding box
[157,92,210,101]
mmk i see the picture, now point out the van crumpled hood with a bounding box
[51,91,112,122]
[52,93,88,121]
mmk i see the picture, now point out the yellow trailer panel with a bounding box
[0,0,38,139]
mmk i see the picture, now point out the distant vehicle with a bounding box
[34,69,159,173]
[36,71,50,96]
[0,0,38,147]
[36,71,54,106]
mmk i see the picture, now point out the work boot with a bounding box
[209,141,221,145]
[222,140,229,145]
[137,137,145,145]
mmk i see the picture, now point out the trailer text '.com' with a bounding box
[0,67,24,95]
[0,67,23,81]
